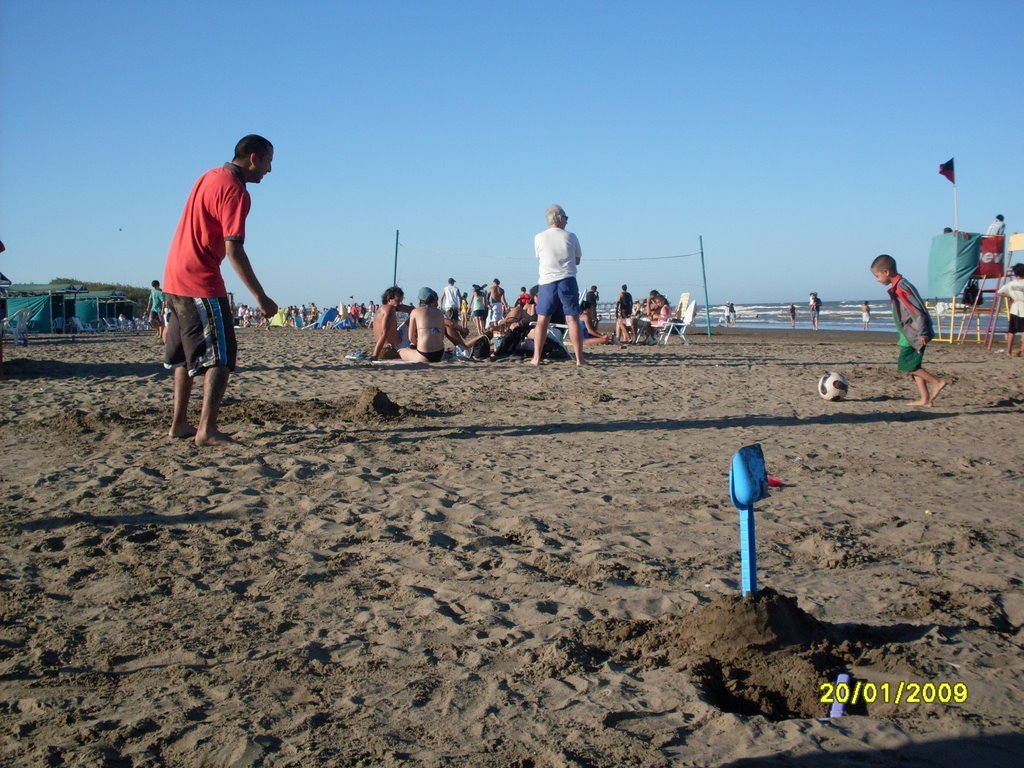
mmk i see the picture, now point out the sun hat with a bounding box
[418,287,436,303]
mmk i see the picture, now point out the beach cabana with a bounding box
[4,284,87,332]
[73,291,138,330]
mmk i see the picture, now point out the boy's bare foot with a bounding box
[195,429,236,447]
[927,380,947,405]
[169,425,197,439]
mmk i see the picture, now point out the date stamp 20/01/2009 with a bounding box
[820,680,969,706]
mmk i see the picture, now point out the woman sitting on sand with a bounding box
[406,288,448,363]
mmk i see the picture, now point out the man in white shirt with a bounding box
[533,204,585,366]
[987,215,1005,236]
[440,278,461,323]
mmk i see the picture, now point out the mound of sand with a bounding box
[346,386,404,422]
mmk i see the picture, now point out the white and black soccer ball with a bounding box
[818,372,849,401]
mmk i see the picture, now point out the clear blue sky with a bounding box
[2,0,1021,308]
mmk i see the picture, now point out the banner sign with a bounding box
[977,236,1005,277]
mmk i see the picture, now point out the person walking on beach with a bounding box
[145,280,165,340]
[870,254,945,406]
[162,134,277,446]
[470,284,487,334]
[615,284,634,343]
[584,284,600,330]
[532,204,585,366]
[861,301,871,330]
[809,292,822,330]
[788,303,797,328]
[996,263,1024,356]
[440,278,461,323]
[487,279,508,326]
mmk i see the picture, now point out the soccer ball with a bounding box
[818,372,849,401]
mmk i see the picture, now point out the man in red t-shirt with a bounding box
[163,134,278,446]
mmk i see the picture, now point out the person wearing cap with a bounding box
[405,287,447,362]
[440,278,461,323]
[533,204,585,365]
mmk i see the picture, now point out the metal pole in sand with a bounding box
[699,235,713,337]
[393,229,399,286]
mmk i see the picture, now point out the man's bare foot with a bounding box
[909,399,929,407]
[927,380,947,405]
[169,424,198,439]
[195,429,236,447]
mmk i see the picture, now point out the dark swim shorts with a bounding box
[897,345,924,372]
[164,294,237,376]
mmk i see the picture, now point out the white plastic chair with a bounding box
[659,300,697,345]
[6,308,32,345]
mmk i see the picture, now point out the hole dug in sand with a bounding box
[552,588,921,722]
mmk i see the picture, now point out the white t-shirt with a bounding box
[986,219,1005,236]
[535,227,581,285]
[441,284,460,310]
[997,278,1024,317]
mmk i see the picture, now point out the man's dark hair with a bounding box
[1013,263,1024,279]
[151,280,160,288]
[234,134,273,160]
[871,254,898,273]
[382,286,404,304]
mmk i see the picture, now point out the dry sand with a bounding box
[1,326,1022,766]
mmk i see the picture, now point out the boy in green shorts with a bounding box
[871,254,946,406]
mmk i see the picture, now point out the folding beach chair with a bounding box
[659,298,697,345]
[5,308,33,346]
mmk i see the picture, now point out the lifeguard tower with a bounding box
[927,231,1013,348]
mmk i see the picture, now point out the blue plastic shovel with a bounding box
[729,443,769,596]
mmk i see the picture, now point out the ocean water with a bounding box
[596,300,896,332]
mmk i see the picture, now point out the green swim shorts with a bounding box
[897,345,924,372]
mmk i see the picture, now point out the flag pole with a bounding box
[953,185,959,233]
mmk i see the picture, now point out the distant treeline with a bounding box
[51,277,149,307]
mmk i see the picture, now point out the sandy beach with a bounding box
[1,326,1022,766]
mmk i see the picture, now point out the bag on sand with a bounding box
[469,336,491,360]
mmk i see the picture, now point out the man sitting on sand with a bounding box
[371,286,414,360]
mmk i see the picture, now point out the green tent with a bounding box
[6,293,78,332]
[928,232,982,298]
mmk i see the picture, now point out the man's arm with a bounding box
[407,311,419,349]
[225,240,277,318]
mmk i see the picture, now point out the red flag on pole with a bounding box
[939,157,955,184]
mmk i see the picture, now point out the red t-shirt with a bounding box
[164,165,250,298]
